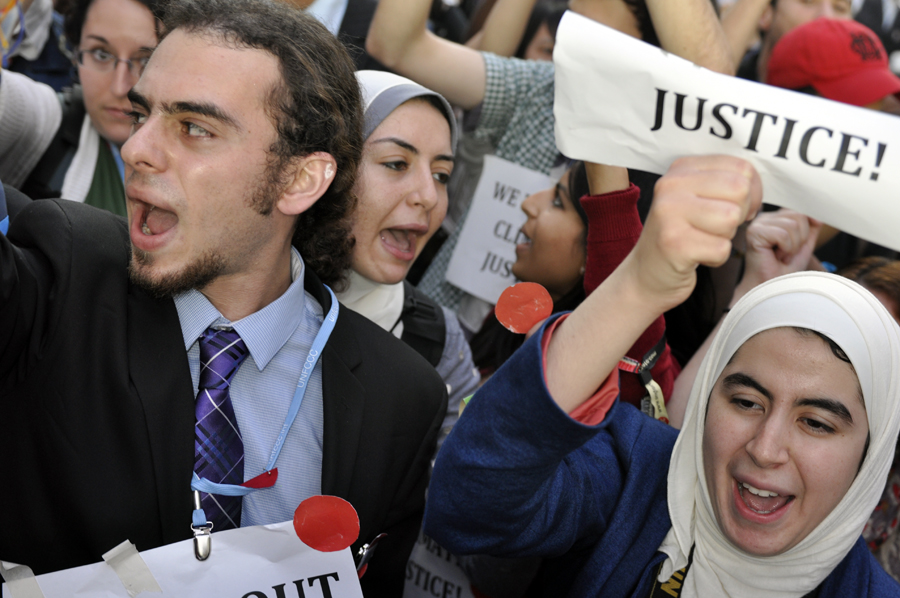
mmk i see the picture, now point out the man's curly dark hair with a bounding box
[159,0,363,289]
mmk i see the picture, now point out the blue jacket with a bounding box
[425,318,900,597]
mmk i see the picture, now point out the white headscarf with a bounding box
[658,271,900,597]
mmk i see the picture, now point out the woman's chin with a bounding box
[510,262,525,281]
[355,266,407,286]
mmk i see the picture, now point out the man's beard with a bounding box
[128,248,227,299]
[128,154,289,299]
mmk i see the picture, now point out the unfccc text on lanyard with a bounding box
[190,286,339,560]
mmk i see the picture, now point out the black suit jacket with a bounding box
[0,199,446,596]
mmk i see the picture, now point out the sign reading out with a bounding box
[1,522,362,598]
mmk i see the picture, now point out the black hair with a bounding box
[623,0,659,48]
[792,327,855,367]
[470,161,589,377]
[159,0,364,288]
[64,0,163,49]
[622,0,719,49]
[567,160,590,229]
[725,327,855,370]
[792,85,820,97]
[514,0,567,59]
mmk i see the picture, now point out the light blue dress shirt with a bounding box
[174,248,326,526]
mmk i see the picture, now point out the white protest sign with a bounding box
[403,531,474,598]
[2,521,361,598]
[553,11,900,252]
[445,156,554,304]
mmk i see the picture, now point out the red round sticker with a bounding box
[293,495,360,552]
[495,282,553,334]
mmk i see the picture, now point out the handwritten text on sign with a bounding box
[553,11,900,252]
[446,155,554,304]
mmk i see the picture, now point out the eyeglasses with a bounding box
[76,48,151,78]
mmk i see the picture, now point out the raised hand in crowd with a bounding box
[668,207,821,427]
[464,0,540,56]
[366,0,735,113]
[739,208,822,294]
[544,155,761,413]
[721,0,775,69]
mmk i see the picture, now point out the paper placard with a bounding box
[403,531,474,598]
[1,522,362,598]
[445,155,554,304]
[553,11,900,252]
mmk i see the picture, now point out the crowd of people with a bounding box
[2,0,900,596]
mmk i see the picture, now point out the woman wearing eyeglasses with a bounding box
[0,0,158,216]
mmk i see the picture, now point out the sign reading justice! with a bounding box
[553,12,900,252]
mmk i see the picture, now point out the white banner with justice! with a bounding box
[1,521,362,598]
[445,155,554,304]
[553,11,900,252]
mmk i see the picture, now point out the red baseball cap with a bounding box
[766,18,900,107]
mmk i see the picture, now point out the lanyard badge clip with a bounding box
[191,490,213,561]
[355,533,387,578]
[618,335,670,424]
[186,286,340,562]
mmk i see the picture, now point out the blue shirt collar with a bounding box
[173,248,308,371]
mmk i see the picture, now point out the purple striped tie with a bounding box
[194,327,250,531]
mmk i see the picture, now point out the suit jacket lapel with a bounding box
[127,285,196,544]
[304,271,365,499]
[125,266,366,531]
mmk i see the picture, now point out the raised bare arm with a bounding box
[367,0,487,109]
[474,0,541,57]
[666,208,820,426]
[645,0,736,75]
[720,0,771,69]
[545,156,761,412]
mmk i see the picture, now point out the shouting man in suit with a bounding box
[0,1,447,595]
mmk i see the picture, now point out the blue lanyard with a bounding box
[190,286,339,527]
[0,183,8,235]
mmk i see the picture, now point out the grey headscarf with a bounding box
[355,70,458,151]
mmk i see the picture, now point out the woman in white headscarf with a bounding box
[423,155,900,597]
[337,71,477,449]
[658,271,900,596]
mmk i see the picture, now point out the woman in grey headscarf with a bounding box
[337,70,476,448]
